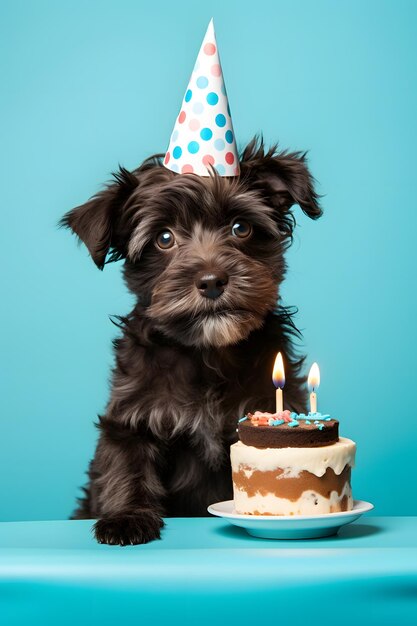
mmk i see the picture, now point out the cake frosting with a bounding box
[239,411,339,448]
[231,436,355,477]
[231,410,356,516]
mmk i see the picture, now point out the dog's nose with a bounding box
[196,272,228,299]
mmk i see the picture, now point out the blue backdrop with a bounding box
[1,0,416,521]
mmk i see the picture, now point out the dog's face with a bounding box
[125,174,284,348]
[62,139,321,348]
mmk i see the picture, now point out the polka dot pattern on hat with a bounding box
[196,76,209,89]
[200,127,213,140]
[206,92,218,105]
[215,114,226,127]
[164,19,239,177]
[202,154,215,166]
[189,119,200,131]
[188,141,200,154]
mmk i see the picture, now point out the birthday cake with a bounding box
[230,411,356,516]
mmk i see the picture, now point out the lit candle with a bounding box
[308,362,320,413]
[272,352,285,413]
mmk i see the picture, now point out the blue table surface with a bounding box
[1,517,416,626]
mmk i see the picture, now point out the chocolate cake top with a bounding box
[238,411,339,448]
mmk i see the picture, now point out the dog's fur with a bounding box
[61,138,322,545]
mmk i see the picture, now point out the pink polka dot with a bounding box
[225,152,235,165]
[164,152,170,164]
[178,110,186,124]
[202,154,215,166]
[181,164,194,174]
[210,64,221,77]
[189,118,200,131]
[204,42,216,56]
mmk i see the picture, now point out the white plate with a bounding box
[207,499,374,539]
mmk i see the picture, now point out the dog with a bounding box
[61,137,322,545]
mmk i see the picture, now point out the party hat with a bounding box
[163,19,239,177]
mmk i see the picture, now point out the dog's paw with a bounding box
[93,511,164,546]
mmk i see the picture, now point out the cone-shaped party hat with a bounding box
[164,19,239,177]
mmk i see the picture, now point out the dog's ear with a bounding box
[60,167,139,269]
[239,137,322,237]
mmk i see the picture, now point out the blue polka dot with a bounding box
[193,102,204,114]
[196,76,209,89]
[171,130,179,142]
[200,128,213,141]
[185,89,192,102]
[188,141,200,154]
[214,139,225,151]
[206,92,219,105]
[225,130,233,143]
[170,163,179,173]
[215,114,226,127]
[215,164,226,175]
[173,146,182,159]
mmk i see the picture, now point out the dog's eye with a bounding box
[156,230,176,250]
[231,220,252,239]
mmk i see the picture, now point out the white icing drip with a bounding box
[230,437,356,477]
[233,482,353,516]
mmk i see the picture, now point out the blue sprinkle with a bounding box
[317,424,324,431]
[288,420,299,428]
[308,412,332,421]
[285,412,333,424]
[271,419,285,426]
[238,416,248,423]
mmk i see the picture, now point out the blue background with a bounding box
[1,0,416,521]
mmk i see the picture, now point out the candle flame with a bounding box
[308,362,320,392]
[272,352,285,389]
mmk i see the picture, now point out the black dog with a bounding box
[61,138,322,545]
